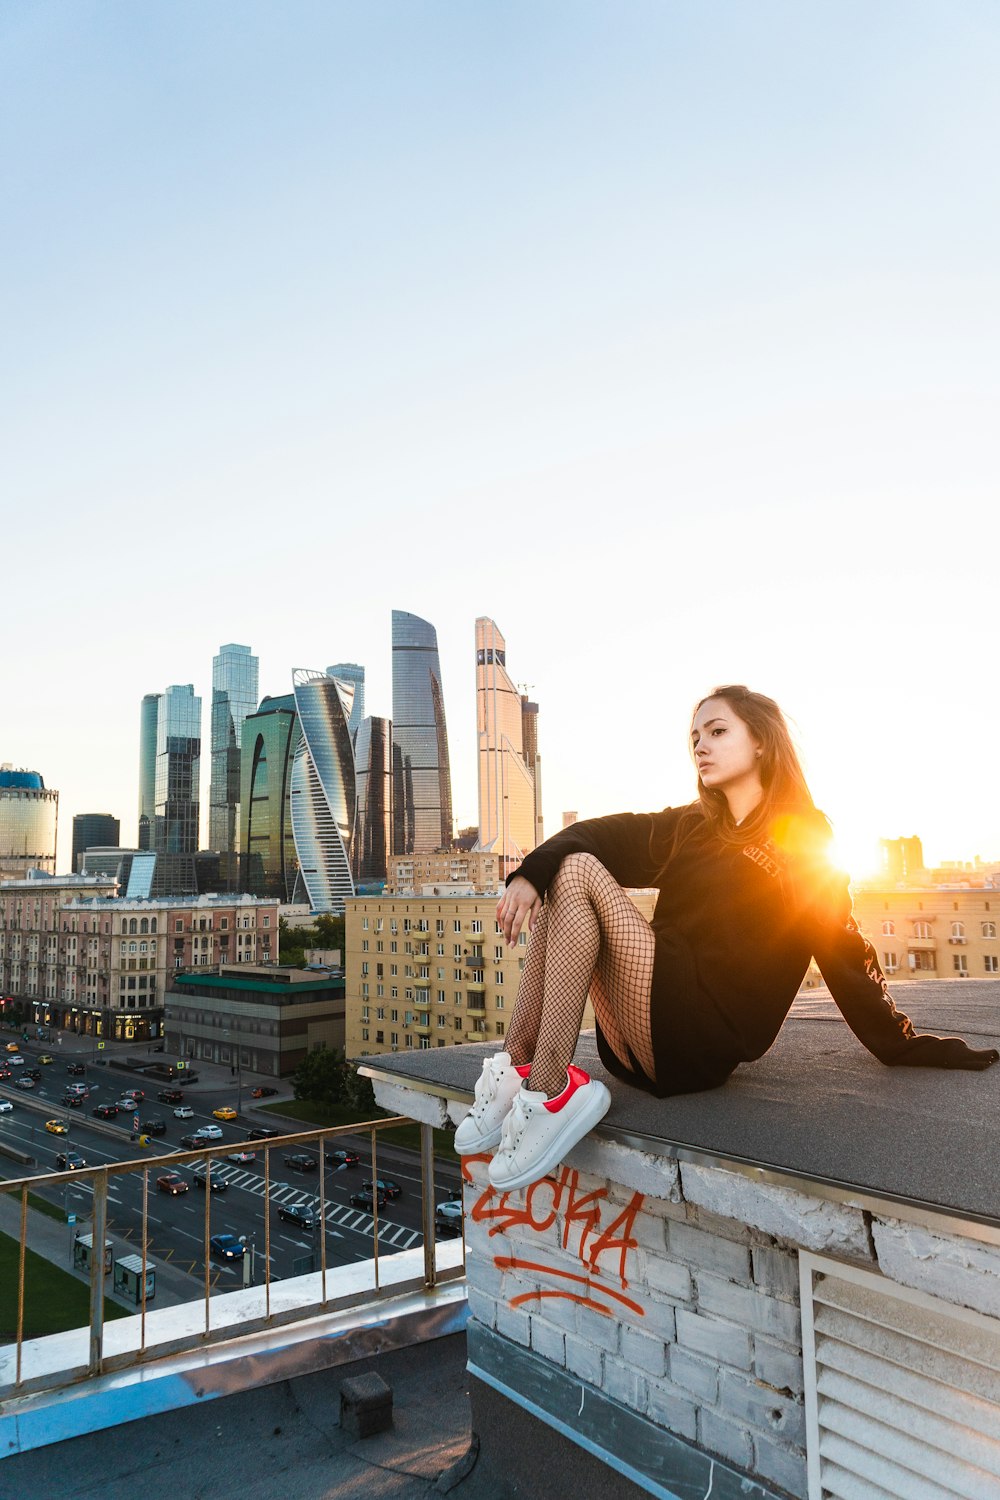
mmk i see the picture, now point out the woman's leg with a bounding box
[504,852,657,1097]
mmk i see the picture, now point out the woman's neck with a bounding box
[726,785,763,828]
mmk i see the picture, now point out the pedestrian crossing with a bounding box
[196,1160,422,1249]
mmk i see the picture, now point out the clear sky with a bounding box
[3,2,999,876]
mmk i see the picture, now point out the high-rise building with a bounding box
[879,836,925,884]
[209,643,259,874]
[154,684,202,856]
[239,693,302,901]
[475,617,542,880]
[0,767,58,880]
[391,610,453,854]
[290,669,357,912]
[71,813,120,874]
[327,663,365,742]
[138,693,161,849]
[353,716,392,884]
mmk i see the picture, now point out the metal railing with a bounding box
[0,1116,466,1397]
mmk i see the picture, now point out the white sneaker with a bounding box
[488,1065,611,1191]
[453,1052,529,1155]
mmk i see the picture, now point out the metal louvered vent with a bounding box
[800,1251,1000,1499]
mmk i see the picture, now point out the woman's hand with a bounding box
[497,876,541,947]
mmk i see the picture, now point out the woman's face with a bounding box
[690,698,762,802]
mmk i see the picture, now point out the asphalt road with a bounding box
[0,1037,464,1292]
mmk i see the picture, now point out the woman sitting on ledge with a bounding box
[455,684,999,1192]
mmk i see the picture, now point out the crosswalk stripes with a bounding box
[199,1161,422,1250]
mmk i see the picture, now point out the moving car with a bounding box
[174,1105,194,1119]
[62,1094,84,1108]
[65,1082,88,1095]
[122,1088,145,1101]
[158,1088,183,1103]
[156,1172,189,1195]
[140,1118,167,1135]
[38,1054,54,1064]
[363,1178,401,1201]
[67,1062,86,1076]
[250,1086,277,1098]
[325,1149,359,1169]
[117,1098,142,1111]
[92,1103,118,1119]
[8,1055,24,1067]
[434,1200,463,1236]
[247,1127,281,1141]
[5,1042,18,1053]
[209,1233,245,1261]
[180,1133,210,1149]
[212,1106,237,1121]
[278,1203,318,1230]
[350,1188,386,1212]
[15,1078,36,1091]
[55,1151,86,1170]
[45,1119,69,1135]
[192,1164,229,1192]
[0,1100,13,1115]
[227,1149,256,1164]
[196,1123,223,1140]
[23,1068,41,1081]
[282,1153,317,1172]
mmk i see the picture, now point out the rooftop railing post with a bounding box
[420,1121,437,1289]
[140,1166,149,1352]
[16,1185,27,1388]
[203,1150,211,1335]
[371,1125,380,1291]
[88,1169,108,1376]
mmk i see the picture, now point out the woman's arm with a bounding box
[508,807,687,905]
[807,865,999,1069]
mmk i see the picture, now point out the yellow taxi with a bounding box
[45,1119,69,1135]
[5,1043,19,1053]
[38,1054,54,1064]
[212,1106,238,1121]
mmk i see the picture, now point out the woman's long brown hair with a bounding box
[692,685,822,850]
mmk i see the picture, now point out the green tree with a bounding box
[313,913,345,953]
[292,1047,351,1108]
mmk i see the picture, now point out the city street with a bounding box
[0,1033,464,1293]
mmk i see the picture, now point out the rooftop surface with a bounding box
[360,979,1000,1225]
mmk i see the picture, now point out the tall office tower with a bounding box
[520,693,544,848]
[71,813,120,873]
[880,836,925,883]
[0,767,58,879]
[391,610,453,854]
[209,643,259,879]
[239,693,302,900]
[137,692,161,849]
[290,670,357,912]
[562,811,579,829]
[154,684,202,854]
[353,716,392,883]
[475,617,541,880]
[327,663,365,742]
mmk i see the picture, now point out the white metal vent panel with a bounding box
[801,1251,1000,1500]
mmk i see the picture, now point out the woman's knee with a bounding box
[549,852,613,901]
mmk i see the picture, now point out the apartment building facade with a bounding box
[385,849,500,895]
[852,883,1000,980]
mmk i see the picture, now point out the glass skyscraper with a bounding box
[0,768,58,880]
[138,692,161,849]
[353,716,392,883]
[71,813,120,874]
[290,670,357,912]
[239,693,302,901]
[327,663,365,742]
[391,610,453,853]
[209,642,259,870]
[476,617,542,880]
[154,684,202,855]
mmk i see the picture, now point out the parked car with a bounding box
[0,1100,13,1114]
[156,1172,189,1195]
[196,1123,223,1140]
[174,1105,194,1119]
[350,1188,386,1212]
[435,1200,463,1236]
[158,1088,183,1103]
[92,1103,118,1118]
[55,1151,86,1171]
[282,1153,317,1172]
[227,1149,256,1164]
[192,1165,229,1193]
[209,1233,245,1261]
[250,1086,277,1098]
[212,1106,237,1121]
[363,1178,401,1201]
[325,1149,360,1169]
[67,1062,86,1076]
[278,1203,318,1230]
[141,1118,167,1136]
[45,1119,69,1135]
[247,1127,281,1141]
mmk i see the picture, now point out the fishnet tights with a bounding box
[505,852,657,1097]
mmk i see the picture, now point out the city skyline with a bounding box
[5,6,1000,877]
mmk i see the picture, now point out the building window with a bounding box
[454,1018,462,1031]
[983,922,997,939]
[951,922,966,940]
[390,1032,398,1046]
[362,939,369,951]
[437,989,446,1004]
[362,1028,369,1041]
[471,919,483,934]
[954,954,969,975]
[453,920,461,934]
[913,922,932,940]
[883,952,898,973]
[437,1014,446,1027]
[496,1021,505,1037]
[986,956,1000,974]
[881,921,895,937]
